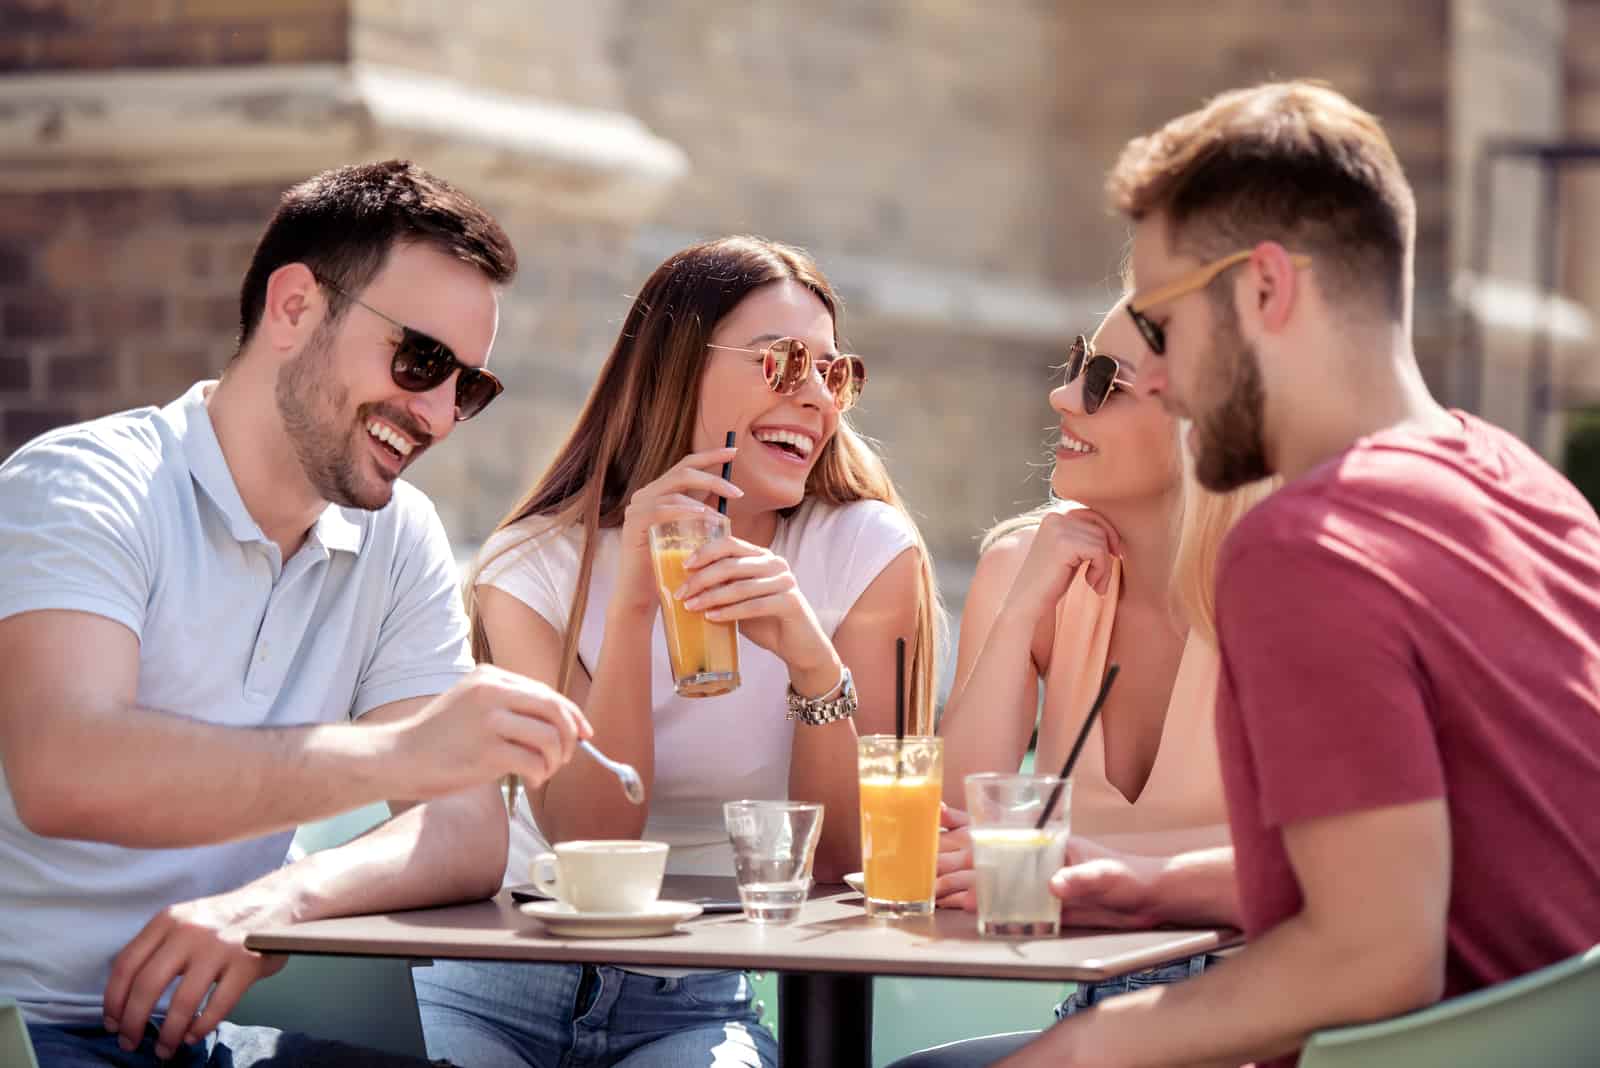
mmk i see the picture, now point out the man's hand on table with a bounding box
[103,887,288,1060]
[934,804,1170,929]
[1048,838,1165,929]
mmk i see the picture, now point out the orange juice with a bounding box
[859,774,942,909]
[857,735,943,918]
[649,538,739,698]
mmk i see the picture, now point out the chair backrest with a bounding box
[287,801,394,860]
[230,803,425,1056]
[1299,944,1600,1068]
[0,998,41,1068]
[227,956,430,1058]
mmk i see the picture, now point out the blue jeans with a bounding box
[1054,952,1221,1017]
[27,1020,447,1067]
[414,960,778,1068]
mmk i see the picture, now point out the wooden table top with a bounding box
[248,885,1241,983]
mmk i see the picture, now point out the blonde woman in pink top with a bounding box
[899,298,1275,1066]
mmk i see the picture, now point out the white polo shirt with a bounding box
[0,381,474,1026]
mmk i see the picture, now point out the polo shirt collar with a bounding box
[164,381,366,557]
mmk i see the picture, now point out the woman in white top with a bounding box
[415,235,940,1068]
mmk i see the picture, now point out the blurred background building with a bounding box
[2,0,1597,614]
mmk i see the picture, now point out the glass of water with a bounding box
[722,800,824,924]
[965,773,1071,938]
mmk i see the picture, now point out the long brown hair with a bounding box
[468,235,940,730]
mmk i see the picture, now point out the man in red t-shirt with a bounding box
[996,82,1600,1068]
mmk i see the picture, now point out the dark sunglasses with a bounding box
[706,337,867,413]
[1064,335,1136,415]
[316,277,504,421]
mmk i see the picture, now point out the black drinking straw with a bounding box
[716,430,736,515]
[894,636,907,777]
[1036,663,1120,828]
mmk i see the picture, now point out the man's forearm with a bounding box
[1001,910,1438,1068]
[13,703,406,848]
[1149,847,1241,927]
[280,787,508,922]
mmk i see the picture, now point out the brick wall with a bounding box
[351,0,624,107]
[4,1,1582,593]
[1562,0,1600,409]
[1451,0,1570,450]
[605,0,1451,567]
[0,184,281,450]
[0,0,347,71]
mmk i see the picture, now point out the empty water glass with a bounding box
[722,800,824,924]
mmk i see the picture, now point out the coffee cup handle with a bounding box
[531,852,563,902]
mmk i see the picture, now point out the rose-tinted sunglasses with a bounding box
[317,277,504,421]
[707,337,867,412]
[1064,335,1136,415]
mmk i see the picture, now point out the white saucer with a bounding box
[519,899,704,938]
[843,871,865,895]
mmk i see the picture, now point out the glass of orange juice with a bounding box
[648,515,740,698]
[857,735,943,918]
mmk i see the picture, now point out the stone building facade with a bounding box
[1,0,1596,597]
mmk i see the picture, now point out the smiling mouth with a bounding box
[366,418,416,461]
[752,427,817,461]
[1056,428,1097,456]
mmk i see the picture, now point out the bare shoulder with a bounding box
[970,525,1038,598]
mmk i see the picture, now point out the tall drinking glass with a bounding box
[648,514,740,697]
[857,735,943,918]
[965,772,1071,937]
[723,800,824,925]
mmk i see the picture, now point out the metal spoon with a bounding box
[579,739,645,804]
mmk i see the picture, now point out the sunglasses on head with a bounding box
[316,276,503,421]
[1064,335,1136,415]
[1126,249,1314,355]
[706,337,867,413]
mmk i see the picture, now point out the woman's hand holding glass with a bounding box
[676,534,839,693]
[934,803,977,909]
[614,446,742,616]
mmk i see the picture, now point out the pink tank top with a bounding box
[1037,558,1231,856]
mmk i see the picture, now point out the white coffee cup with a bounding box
[530,840,669,913]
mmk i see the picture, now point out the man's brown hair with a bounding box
[236,159,516,353]
[1108,81,1415,320]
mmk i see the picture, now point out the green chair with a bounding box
[229,803,431,1059]
[745,970,1073,1065]
[226,954,430,1058]
[1299,943,1600,1068]
[0,998,41,1068]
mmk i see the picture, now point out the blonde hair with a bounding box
[1170,460,1279,646]
[467,235,942,732]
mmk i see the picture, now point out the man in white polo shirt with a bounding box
[0,160,590,1067]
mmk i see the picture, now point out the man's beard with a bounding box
[275,327,393,511]
[1190,302,1273,492]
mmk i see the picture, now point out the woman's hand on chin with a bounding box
[1008,506,1122,610]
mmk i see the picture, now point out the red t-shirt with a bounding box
[1214,412,1600,1068]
